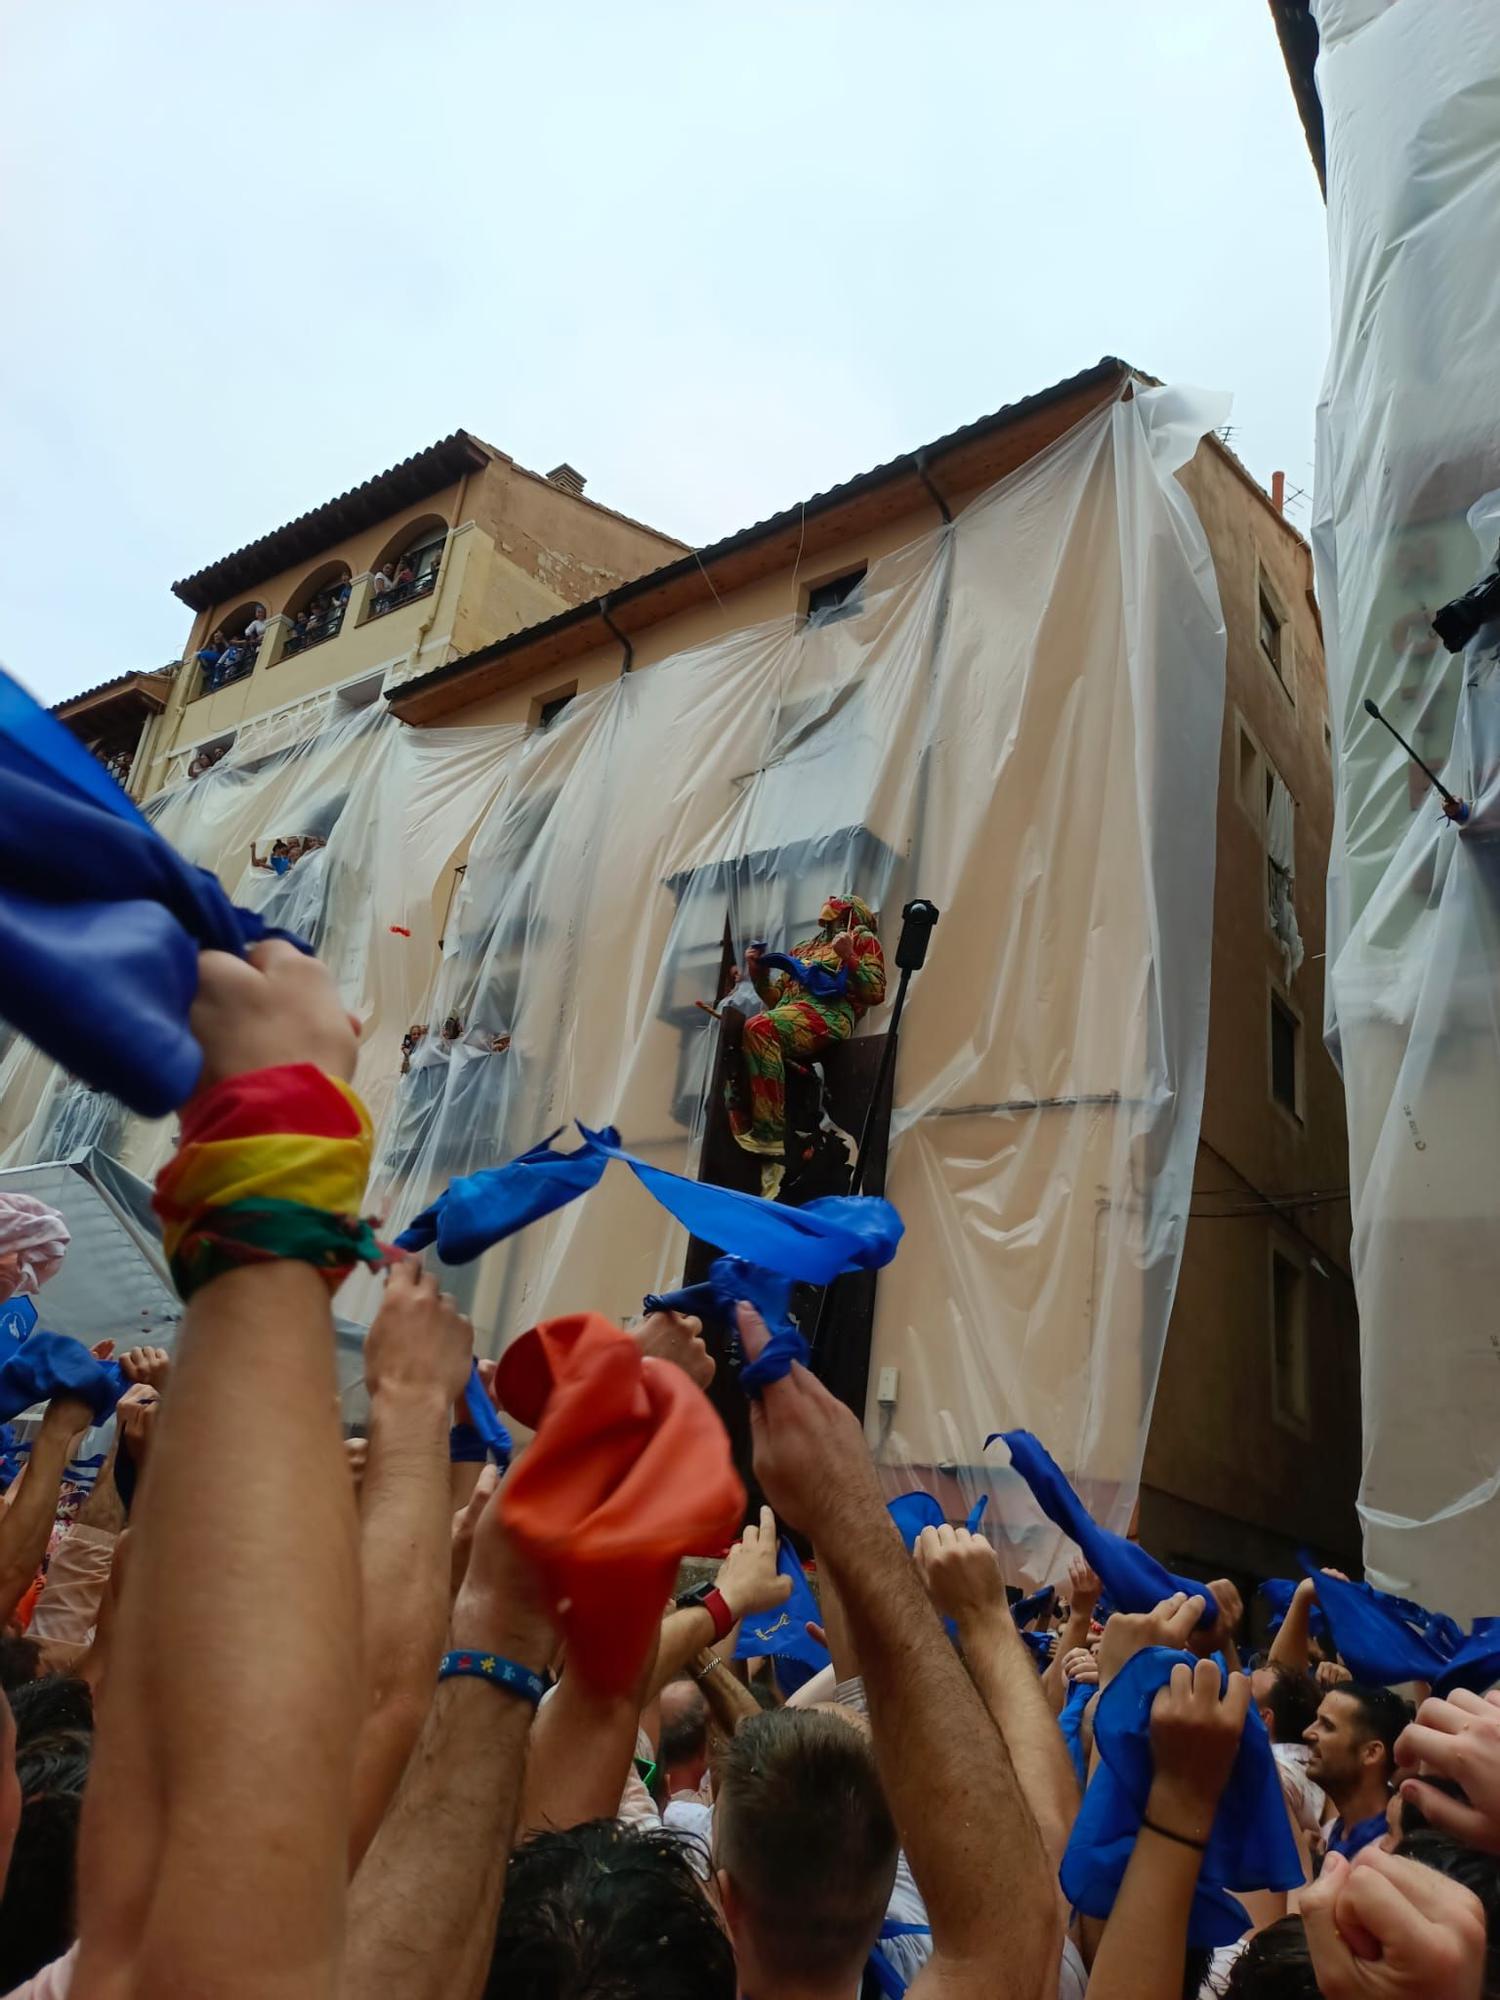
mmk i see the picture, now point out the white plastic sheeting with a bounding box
[0,384,1227,1566]
[1313,0,1500,1613]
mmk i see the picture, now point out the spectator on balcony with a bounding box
[371,565,395,612]
[215,638,248,684]
[331,581,351,611]
[250,839,293,878]
[393,558,416,597]
[244,610,268,646]
[288,610,309,651]
[193,630,226,683]
[305,604,326,643]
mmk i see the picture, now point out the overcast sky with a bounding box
[0,3,1327,707]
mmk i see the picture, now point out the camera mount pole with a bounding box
[809,899,940,1359]
[1362,699,1470,824]
[845,898,940,1197]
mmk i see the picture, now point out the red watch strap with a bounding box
[702,1587,735,1642]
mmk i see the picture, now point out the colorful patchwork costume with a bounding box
[726,893,886,1159]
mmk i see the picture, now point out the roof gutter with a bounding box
[387,357,1132,723]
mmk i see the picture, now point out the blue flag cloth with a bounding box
[461,1360,513,1469]
[641,1263,810,1391]
[400,1123,903,1295]
[887,1491,945,1551]
[756,950,848,1002]
[0,667,309,1116]
[734,1541,831,1677]
[1303,1560,1453,1688]
[1260,1577,1330,1646]
[1440,1619,1500,1697]
[0,1424,24,1491]
[0,1331,123,1426]
[395,1129,614,1262]
[1059,1677,1093,1788]
[449,1423,488,1465]
[1012,1584,1055,1629]
[577,1125,903,1286]
[989,1431,1215,1630]
[1060,1647,1302,1947]
[0,1298,37,1346]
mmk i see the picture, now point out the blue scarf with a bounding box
[1302,1559,1497,1694]
[1059,1647,1302,1947]
[0,1330,123,1426]
[989,1431,1215,1629]
[0,668,307,1115]
[733,1541,830,1676]
[396,1122,903,1394]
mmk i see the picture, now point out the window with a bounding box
[804,566,867,627]
[282,562,352,658]
[531,683,577,729]
[1270,992,1301,1115]
[1257,569,1291,695]
[368,516,448,619]
[1270,1247,1310,1431]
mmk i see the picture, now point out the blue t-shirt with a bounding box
[270,854,291,876]
[1326,1810,1387,1863]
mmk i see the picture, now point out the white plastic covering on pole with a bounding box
[0,384,1227,1568]
[1312,0,1500,1614]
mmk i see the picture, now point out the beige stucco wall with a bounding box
[143,457,682,793]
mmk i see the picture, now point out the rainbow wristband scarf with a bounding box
[154,1063,382,1300]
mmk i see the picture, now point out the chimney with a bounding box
[546,463,586,497]
[1271,469,1286,514]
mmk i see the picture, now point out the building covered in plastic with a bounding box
[19,359,1358,1586]
[1275,0,1500,1616]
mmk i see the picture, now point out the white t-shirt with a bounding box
[245,618,267,640]
[1273,1740,1327,1835]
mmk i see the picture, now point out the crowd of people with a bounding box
[188,554,439,694]
[249,834,326,877]
[0,940,1494,1999]
[192,613,266,692]
[285,582,352,657]
[370,553,438,613]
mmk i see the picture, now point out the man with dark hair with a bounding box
[713,1707,898,1996]
[1304,1682,1412,1862]
[657,1678,711,1805]
[486,1818,735,2000]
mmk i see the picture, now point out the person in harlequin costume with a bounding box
[725,893,886,1164]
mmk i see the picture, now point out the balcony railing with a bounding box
[283,599,347,659]
[88,741,136,785]
[368,567,438,619]
[193,641,260,701]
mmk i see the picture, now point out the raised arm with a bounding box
[740,1306,1059,2000]
[74,941,366,2000]
[1041,1556,1100,1715]
[0,1389,93,1624]
[916,1523,1080,1875]
[349,1259,474,1867]
[1086,1661,1250,2000]
[642,1506,790,1703]
[342,1496,553,2000]
[1267,1576,1318,1676]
